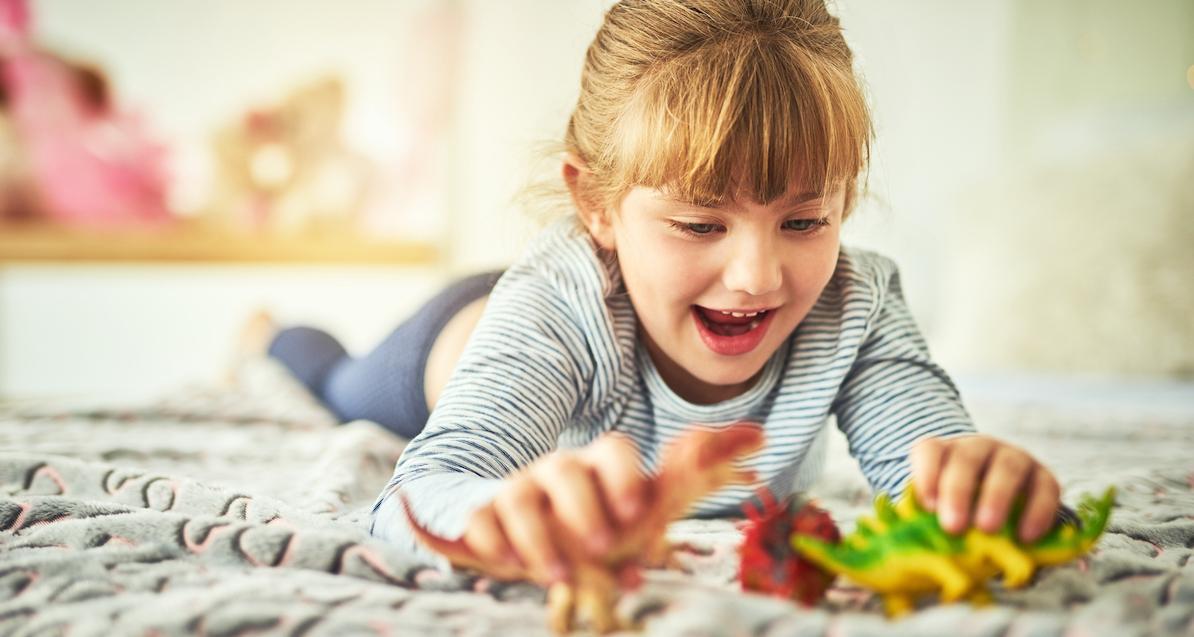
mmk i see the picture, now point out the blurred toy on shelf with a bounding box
[205,75,373,237]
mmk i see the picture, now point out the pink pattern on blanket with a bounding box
[4,501,30,532]
[193,615,290,637]
[221,495,256,520]
[182,521,233,553]
[102,535,137,548]
[103,470,142,495]
[101,471,179,511]
[240,530,300,568]
[339,544,405,585]
[29,465,66,495]
[24,515,67,530]
[265,515,293,528]
[2,501,68,532]
[274,533,298,567]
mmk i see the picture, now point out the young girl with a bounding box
[263,0,1064,586]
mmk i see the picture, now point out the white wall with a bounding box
[0,264,446,402]
[833,1,1013,338]
[446,0,609,270]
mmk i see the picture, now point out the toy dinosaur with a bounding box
[790,484,1116,617]
[401,423,765,635]
[738,489,840,605]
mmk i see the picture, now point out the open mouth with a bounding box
[691,305,777,356]
[693,306,772,336]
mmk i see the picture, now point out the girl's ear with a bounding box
[563,153,616,251]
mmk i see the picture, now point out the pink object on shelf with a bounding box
[0,0,172,228]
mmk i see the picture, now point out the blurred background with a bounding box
[0,0,1191,405]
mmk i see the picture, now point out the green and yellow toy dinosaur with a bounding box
[789,485,1115,617]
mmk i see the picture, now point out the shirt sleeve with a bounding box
[369,266,594,560]
[831,264,977,500]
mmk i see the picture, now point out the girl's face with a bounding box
[602,183,844,404]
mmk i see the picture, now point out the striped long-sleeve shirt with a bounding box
[370,216,976,556]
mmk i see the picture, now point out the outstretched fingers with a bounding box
[586,433,650,525]
[973,444,1033,533]
[933,435,994,534]
[1017,468,1062,542]
[910,436,947,510]
[462,505,526,580]
[494,475,569,585]
[536,452,615,557]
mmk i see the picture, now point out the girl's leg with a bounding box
[267,270,504,438]
[266,325,349,397]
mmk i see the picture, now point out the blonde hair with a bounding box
[561,0,872,217]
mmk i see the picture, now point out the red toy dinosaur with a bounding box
[738,488,841,605]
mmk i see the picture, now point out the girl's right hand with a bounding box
[459,432,652,585]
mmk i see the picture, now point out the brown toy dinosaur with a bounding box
[401,422,765,634]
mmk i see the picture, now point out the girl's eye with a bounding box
[668,218,829,238]
[782,217,830,233]
[686,223,719,235]
[669,221,723,237]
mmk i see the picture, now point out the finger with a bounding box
[936,435,994,534]
[617,562,644,590]
[536,454,615,556]
[494,476,568,585]
[463,505,525,579]
[1017,468,1062,543]
[909,437,946,510]
[973,445,1032,533]
[587,433,648,524]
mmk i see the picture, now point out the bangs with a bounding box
[600,38,871,206]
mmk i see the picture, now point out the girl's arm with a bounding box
[370,266,597,558]
[830,266,977,500]
[832,261,1063,542]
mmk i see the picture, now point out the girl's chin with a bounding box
[687,351,770,386]
[693,367,763,388]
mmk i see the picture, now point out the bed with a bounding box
[3,357,1192,636]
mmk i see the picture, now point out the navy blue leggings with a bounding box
[267,271,503,438]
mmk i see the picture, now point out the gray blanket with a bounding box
[2,359,1192,636]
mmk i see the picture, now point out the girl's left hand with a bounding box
[910,434,1060,543]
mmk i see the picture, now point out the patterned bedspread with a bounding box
[2,358,1192,636]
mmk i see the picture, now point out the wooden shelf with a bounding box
[0,221,441,265]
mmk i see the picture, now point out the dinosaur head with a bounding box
[654,422,764,520]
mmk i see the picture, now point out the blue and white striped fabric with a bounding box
[370,216,976,556]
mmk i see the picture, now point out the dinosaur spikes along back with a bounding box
[875,494,900,525]
[854,517,878,539]
[791,486,1117,617]
[1076,486,1116,546]
[895,484,925,518]
[743,485,780,522]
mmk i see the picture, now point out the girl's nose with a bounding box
[722,239,782,297]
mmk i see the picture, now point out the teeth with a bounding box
[718,310,762,317]
[749,319,760,329]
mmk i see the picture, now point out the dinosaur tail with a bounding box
[1075,486,1116,549]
